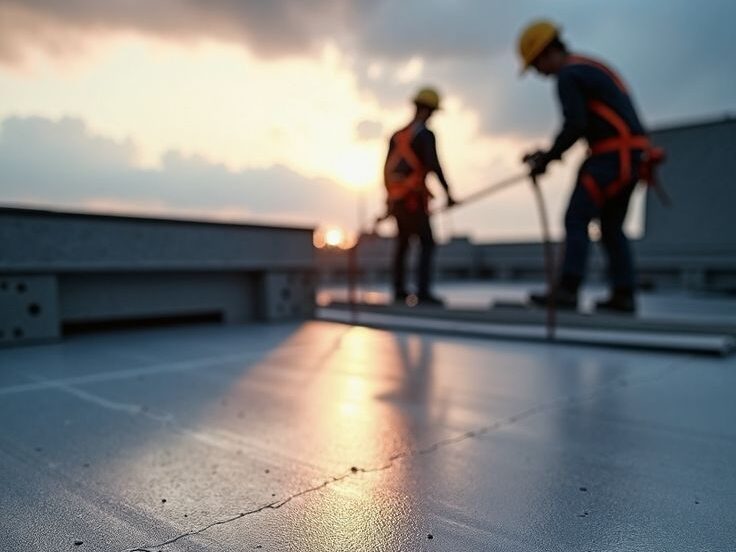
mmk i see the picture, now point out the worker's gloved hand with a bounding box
[523,150,551,177]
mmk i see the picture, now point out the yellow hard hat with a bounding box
[413,87,441,110]
[518,20,560,72]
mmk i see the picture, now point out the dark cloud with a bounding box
[350,0,736,137]
[0,0,370,63]
[0,116,358,227]
[351,1,517,60]
[0,1,733,138]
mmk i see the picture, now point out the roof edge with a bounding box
[0,203,315,233]
[650,113,735,135]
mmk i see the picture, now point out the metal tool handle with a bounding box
[432,172,528,215]
[530,175,557,341]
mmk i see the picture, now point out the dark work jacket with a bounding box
[548,54,646,161]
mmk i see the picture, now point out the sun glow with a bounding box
[313,226,355,249]
[325,228,344,247]
[331,147,380,191]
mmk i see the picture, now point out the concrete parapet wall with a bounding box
[0,207,316,347]
[0,274,60,345]
[0,207,313,272]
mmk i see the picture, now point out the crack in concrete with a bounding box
[125,358,688,551]
[127,471,355,551]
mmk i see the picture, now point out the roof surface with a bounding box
[2,288,735,550]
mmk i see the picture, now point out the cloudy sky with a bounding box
[1,0,734,241]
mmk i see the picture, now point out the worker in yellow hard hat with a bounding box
[384,86,456,306]
[517,20,653,314]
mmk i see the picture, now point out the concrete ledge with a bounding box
[0,207,316,347]
[0,206,313,272]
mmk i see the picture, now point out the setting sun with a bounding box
[314,226,354,249]
[325,228,344,247]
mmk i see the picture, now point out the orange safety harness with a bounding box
[568,55,667,206]
[384,124,433,212]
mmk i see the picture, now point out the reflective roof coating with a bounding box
[1,319,735,550]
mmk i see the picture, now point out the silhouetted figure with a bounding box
[518,20,653,314]
[384,87,456,306]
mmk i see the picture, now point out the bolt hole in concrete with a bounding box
[13,327,24,339]
[0,281,7,290]
[16,282,27,293]
[27,303,42,317]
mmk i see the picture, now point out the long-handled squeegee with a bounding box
[372,172,528,231]
[432,172,529,215]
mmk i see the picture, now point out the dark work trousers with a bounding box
[392,200,435,297]
[561,151,642,290]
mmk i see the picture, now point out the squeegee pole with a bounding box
[373,172,529,230]
[432,172,528,215]
[530,174,557,340]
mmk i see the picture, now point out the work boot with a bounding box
[416,293,444,307]
[595,289,636,315]
[529,288,578,310]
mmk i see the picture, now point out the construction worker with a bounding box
[384,87,456,305]
[518,20,649,314]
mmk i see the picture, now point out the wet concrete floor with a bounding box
[1,320,735,551]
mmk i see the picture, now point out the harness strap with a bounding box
[590,136,650,156]
[568,55,666,205]
[587,100,651,199]
[384,124,430,206]
[567,54,628,93]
